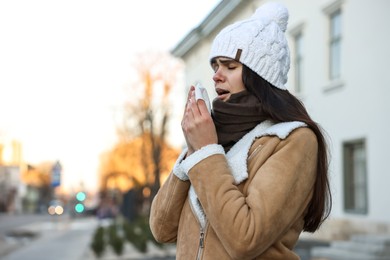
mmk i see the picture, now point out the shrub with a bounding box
[90,226,105,258]
[108,223,124,256]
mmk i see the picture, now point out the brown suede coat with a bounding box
[150,125,318,260]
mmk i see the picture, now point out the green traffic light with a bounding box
[75,203,85,213]
[76,192,86,201]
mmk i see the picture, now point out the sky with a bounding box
[0,0,221,192]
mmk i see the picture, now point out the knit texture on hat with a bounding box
[209,2,290,90]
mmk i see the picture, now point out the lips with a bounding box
[215,88,230,101]
[216,88,229,96]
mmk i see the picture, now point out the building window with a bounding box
[329,9,342,80]
[343,139,368,214]
[293,32,303,93]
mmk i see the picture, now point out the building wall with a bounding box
[0,165,22,213]
[172,0,390,238]
[284,0,390,223]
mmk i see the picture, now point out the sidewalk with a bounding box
[0,221,43,258]
[83,242,176,260]
[0,215,70,259]
[0,236,23,258]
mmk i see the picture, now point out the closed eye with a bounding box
[211,58,240,72]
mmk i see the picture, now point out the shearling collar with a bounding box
[225,120,306,184]
[178,120,306,184]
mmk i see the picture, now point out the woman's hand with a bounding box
[181,86,218,156]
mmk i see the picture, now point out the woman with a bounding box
[150,2,332,259]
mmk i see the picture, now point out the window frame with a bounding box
[343,138,368,214]
[322,0,345,91]
[289,23,305,95]
[329,9,342,80]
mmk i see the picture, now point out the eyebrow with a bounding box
[211,58,238,66]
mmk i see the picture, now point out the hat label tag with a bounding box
[235,49,242,61]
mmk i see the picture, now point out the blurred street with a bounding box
[0,214,176,260]
[0,213,96,260]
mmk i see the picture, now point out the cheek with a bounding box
[231,75,245,92]
[238,81,246,91]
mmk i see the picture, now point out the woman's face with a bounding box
[211,57,245,102]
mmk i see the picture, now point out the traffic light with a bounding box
[75,191,86,213]
[76,191,86,201]
[75,203,85,213]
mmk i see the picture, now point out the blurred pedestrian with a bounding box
[150,2,332,259]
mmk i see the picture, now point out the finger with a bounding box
[189,91,201,117]
[189,95,198,118]
[187,85,195,101]
[196,99,209,116]
[183,86,195,117]
[184,96,195,121]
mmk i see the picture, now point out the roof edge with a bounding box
[171,0,243,58]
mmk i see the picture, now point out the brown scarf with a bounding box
[212,90,267,152]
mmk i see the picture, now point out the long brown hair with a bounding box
[242,65,332,232]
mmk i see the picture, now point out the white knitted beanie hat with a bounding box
[209,2,290,90]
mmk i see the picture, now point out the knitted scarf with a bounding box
[212,90,267,152]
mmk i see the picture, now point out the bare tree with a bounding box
[119,51,183,201]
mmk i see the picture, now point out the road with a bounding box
[0,213,176,260]
[0,214,97,260]
[0,213,55,235]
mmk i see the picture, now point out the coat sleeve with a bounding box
[149,171,190,243]
[188,128,318,259]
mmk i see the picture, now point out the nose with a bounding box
[213,68,224,83]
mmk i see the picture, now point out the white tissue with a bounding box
[194,83,211,113]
